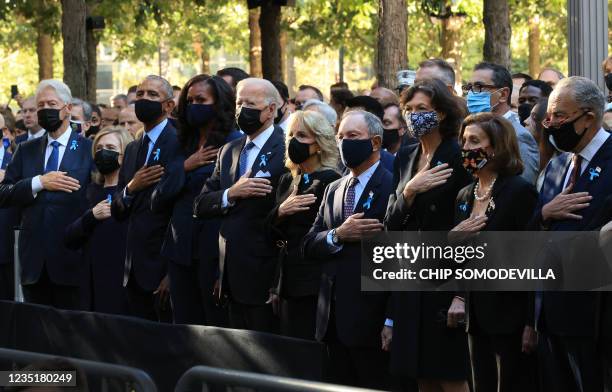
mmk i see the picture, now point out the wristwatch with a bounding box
[330,228,340,245]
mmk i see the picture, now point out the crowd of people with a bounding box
[0,56,611,392]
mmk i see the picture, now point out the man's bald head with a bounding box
[370,87,398,107]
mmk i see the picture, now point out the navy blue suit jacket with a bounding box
[111,120,184,292]
[0,150,17,266]
[0,130,92,285]
[302,162,393,347]
[531,132,612,337]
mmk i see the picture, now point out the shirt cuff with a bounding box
[31,175,43,197]
[384,318,394,327]
[222,189,235,209]
[326,230,343,253]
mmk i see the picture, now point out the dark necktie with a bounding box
[567,154,583,190]
[44,141,60,173]
[136,134,151,168]
[343,177,359,220]
[239,141,256,177]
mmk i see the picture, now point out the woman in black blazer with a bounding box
[162,74,242,325]
[452,113,538,392]
[265,110,340,340]
[64,126,134,314]
[383,79,472,392]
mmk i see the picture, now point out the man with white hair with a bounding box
[194,77,287,333]
[111,75,183,321]
[0,79,93,309]
[303,99,338,129]
[530,76,612,391]
[302,110,393,389]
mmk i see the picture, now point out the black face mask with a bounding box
[135,99,164,124]
[70,121,83,134]
[382,128,400,149]
[605,73,612,91]
[547,111,589,152]
[15,119,25,130]
[237,106,264,135]
[86,125,100,138]
[288,137,313,164]
[94,149,120,175]
[274,102,287,124]
[339,138,373,168]
[518,103,534,126]
[37,107,65,133]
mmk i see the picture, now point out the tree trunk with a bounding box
[201,45,210,74]
[61,0,88,98]
[528,14,540,77]
[259,1,281,81]
[280,29,287,82]
[37,28,54,81]
[286,38,296,96]
[483,0,511,70]
[338,45,345,82]
[376,0,408,89]
[248,8,262,78]
[440,13,465,86]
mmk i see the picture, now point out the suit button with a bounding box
[430,205,436,212]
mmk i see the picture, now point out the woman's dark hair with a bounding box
[176,74,236,153]
[460,112,524,176]
[400,78,465,139]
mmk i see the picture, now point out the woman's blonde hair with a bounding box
[285,111,339,177]
[91,126,134,184]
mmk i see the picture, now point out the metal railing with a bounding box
[175,365,383,392]
[0,347,157,392]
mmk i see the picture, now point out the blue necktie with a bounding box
[45,141,60,173]
[239,141,255,177]
[343,177,359,220]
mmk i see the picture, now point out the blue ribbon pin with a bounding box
[436,160,443,166]
[259,154,267,168]
[153,148,161,161]
[303,173,310,185]
[362,191,374,210]
[589,167,601,181]
[106,194,112,203]
[459,202,468,212]
[69,140,78,151]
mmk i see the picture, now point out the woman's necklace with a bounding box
[473,176,497,201]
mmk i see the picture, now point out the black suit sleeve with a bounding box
[301,184,334,260]
[193,147,227,218]
[264,173,293,244]
[64,209,98,250]
[111,144,134,222]
[0,144,35,208]
[384,152,414,231]
[151,148,185,213]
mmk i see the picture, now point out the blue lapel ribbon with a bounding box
[459,202,468,212]
[303,173,310,185]
[588,167,600,181]
[362,191,374,210]
[153,148,161,162]
[259,154,267,168]
[69,140,78,151]
[106,194,112,203]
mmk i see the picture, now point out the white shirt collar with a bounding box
[577,128,610,162]
[247,124,275,150]
[47,125,72,146]
[29,128,46,139]
[502,110,514,120]
[145,118,168,144]
[350,160,380,185]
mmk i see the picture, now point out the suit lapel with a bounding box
[354,164,384,217]
[572,136,611,192]
[58,131,79,171]
[332,176,349,227]
[401,145,419,189]
[231,137,246,182]
[147,124,171,165]
[249,128,282,177]
[37,135,47,174]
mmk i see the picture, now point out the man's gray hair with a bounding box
[236,78,281,107]
[553,76,606,121]
[71,98,93,121]
[36,79,72,104]
[303,99,338,127]
[143,75,174,99]
[343,110,384,138]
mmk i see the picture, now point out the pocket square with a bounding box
[254,170,272,178]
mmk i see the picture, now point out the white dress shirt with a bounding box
[326,160,381,252]
[562,128,610,189]
[28,128,46,140]
[31,125,72,196]
[222,124,275,208]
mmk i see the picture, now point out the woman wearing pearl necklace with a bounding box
[452,112,539,392]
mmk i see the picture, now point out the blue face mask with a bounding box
[466,90,492,114]
[338,138,374,168]
[186,103,215,128]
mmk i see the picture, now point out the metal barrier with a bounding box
[174,365,384,392]
[13,229,23,302]
[0,347,157,392]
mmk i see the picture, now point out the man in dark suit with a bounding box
[0,80,92,309]
[302,110,393,390]
[194,78,285,333]
[15,97,46,144]
[0,113,17,301]
[111,75,183,321]
[530,76,612,392]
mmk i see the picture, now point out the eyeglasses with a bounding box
[462,83,499,94]
[542,110,588,129]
